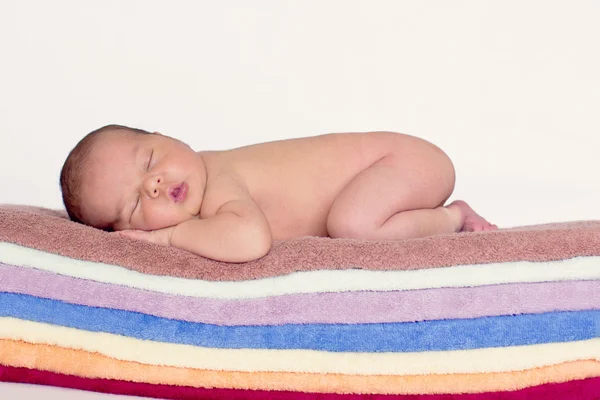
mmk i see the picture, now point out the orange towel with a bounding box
[1,339,599,395]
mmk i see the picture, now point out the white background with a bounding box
[1,0,599,398]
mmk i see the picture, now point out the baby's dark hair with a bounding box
[60,124,152,225]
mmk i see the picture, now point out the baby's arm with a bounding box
[118,197,271,262]
[170,198,272,262]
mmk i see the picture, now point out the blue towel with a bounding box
[1,292,598,352]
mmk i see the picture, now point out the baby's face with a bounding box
[79,130,206,231]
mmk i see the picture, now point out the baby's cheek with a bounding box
[143,204,184,230]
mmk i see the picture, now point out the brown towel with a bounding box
[1,204,599,281]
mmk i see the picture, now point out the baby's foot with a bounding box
[448,200,498,232]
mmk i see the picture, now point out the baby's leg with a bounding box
[326,135,496,240]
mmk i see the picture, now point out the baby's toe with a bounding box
[484,223,498,231]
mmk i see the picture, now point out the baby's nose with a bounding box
[144,176,163,198]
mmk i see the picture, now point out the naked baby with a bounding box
[60,125,497,262]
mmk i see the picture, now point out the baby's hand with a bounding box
[116,226,176,247]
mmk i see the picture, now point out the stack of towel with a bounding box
[1,205,599,399]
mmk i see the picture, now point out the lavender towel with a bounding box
[1,262,599,326]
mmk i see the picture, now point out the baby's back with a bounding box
[207,132,394,240]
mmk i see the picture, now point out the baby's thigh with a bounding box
[327,134,455,233]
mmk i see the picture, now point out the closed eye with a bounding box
[130,149,152,223]
[130,196,140,222]
[147,149,154,170]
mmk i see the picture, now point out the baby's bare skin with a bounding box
[201,132,391,240]
[201,131,495,241]
[78,129,496,262]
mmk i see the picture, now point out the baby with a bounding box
[60,125,497,262]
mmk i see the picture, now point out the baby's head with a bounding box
[60,124,206,232]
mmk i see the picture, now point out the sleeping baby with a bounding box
[60,125,497,262]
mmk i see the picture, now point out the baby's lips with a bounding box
[167,185,178,201]
[169,182,188,203]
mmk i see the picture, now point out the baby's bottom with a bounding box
[326,135,496,240]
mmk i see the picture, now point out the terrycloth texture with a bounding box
[2,205,600,398]
[3,262,599,325]
[1,205,600,281]
[2,317,599,375]
[3,339,600,395]
[4,242,600,299]
[2,292,599,352]
[3,365,600,400]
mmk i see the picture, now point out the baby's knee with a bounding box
[388,132,456,195]
[409,136,456,204]
[431,142,456,199]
